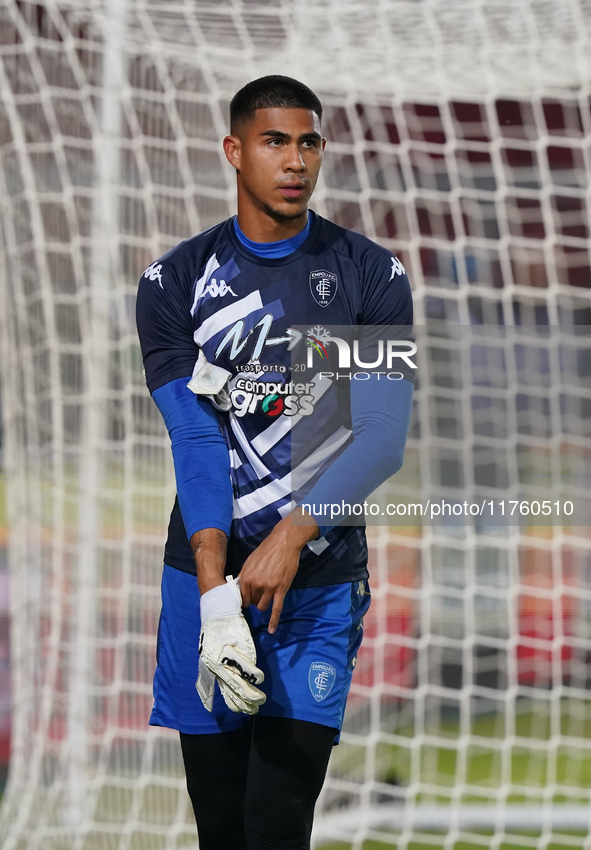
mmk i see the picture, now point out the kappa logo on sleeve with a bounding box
[144,262,163,288]
[310,270,338,307]
[389,256,406,280]
[308,661,337,702]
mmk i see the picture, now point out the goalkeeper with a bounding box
[136,75,414,850]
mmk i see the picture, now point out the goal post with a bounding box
[0,2,590,849]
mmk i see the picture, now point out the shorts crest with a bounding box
[309,661,337,702]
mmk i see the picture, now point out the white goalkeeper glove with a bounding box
[196,576,266,715]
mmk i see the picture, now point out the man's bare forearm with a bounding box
[191,528,228,595]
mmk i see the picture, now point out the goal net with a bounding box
[0,1,590,848]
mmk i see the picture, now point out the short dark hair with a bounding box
[230,75,322,133]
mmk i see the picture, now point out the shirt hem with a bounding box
[161,556,369,589]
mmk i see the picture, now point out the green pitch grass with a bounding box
[322,843,584,850]
[332,704,591,791]
[321,704,591,850]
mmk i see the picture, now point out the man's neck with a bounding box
[235,199,308,243]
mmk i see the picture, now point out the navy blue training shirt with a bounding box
[136,212,414,588]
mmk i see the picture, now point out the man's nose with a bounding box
[284,144,306,171]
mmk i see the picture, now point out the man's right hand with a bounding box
[191,528,266,714]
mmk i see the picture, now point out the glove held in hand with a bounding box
[196,577,266,715]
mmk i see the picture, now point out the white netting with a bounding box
[0,1,590,848]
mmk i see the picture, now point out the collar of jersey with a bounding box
[234,214,311,258]
[228,210,320,266]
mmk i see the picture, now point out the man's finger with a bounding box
[239,578,253,608]
[239,577,266,609]
[256,590,274,613]
[250,584,267,608]
[268,592,285,634]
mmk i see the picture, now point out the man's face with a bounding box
[224,107,325,223]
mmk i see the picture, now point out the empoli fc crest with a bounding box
[309,269,338,307]
[309,661,337,702]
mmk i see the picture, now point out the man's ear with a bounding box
[223,135,241,171]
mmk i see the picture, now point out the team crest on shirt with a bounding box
[309,662,337,702]
[309,270,338,308]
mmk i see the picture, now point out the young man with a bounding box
[136,76,414,850]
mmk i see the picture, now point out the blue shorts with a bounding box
[149,564,370,738]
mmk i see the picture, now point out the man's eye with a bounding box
[268,139,282,146]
